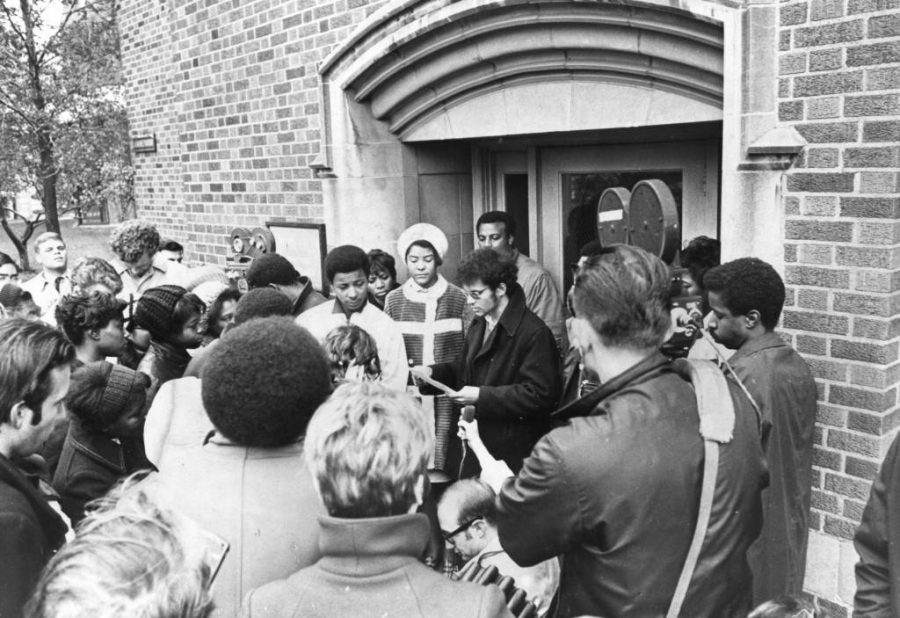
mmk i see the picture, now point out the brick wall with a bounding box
[779,0,900,611]
[119,0,389,265]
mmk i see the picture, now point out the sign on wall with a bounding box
[266,221,328,295]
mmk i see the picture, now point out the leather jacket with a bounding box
[496,353,767,617]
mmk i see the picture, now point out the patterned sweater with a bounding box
[385,275,467,471]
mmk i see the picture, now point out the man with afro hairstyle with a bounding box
[296,245,409,391]
[704,256,817,606]
[142,317,333,618]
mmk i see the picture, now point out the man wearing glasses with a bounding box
[416,248,561,478]
[460,245,767,618]
[437,479,558,616]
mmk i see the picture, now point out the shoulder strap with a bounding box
[666,359,735,618]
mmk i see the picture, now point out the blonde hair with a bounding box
[305,382,431,518]
[26,474,213,618]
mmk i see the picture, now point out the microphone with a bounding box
[459,405,476,478]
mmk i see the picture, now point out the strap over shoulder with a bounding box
[671,358,735,444]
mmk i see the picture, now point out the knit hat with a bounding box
[133,285,187,340]
[201,317,332,446]
[245,253,300,288]
[396,223,449,261]
[66,361,151,431]
[184,265,231,291]
[0,283,32,310]
[232,288,292,326]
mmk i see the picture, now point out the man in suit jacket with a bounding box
[241,382,512,618]
[0,319,75,617]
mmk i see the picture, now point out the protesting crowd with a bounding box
[0,212,898,618]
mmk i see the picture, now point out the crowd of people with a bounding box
[0,212,896,618]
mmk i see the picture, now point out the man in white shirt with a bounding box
[296,245,408,392]
[108,220,189,306]
[21,232,70,325]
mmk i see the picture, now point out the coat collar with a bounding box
[316,512,430,576]
[731,331,787,361]
[67,420,127,474]
[552,351,673,420]
[468,284,528,363]
[0,453,68,547]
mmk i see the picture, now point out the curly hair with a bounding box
[703,257,785,330]
[26,474,214,618]
[305,382,431,518]
[109,220,161,263]
[64,362,150,433]
[56,291,126,346]
[680,236,721,290]
[70,257,124,296]
[324,324,382,385]
[457,248,518,290]
[571,244,672,350]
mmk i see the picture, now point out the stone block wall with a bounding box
[778,0,900,612]
[119,0,389,264]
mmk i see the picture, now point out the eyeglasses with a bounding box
[441,517,481,544]
[464,287,489,301]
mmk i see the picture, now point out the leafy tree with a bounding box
[0,0,132,268]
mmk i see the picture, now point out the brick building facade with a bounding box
[118,0,900,612]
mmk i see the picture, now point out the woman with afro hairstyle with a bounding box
[52,362,153,525]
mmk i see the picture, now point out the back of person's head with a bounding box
[232,288,292,325]
[160,239,184,253]
[305,382,432,518]
[25,475,214,618]
[324,245,369,283]
[0,319,74,425]
[439,479,498,527]
[65,362,150,434]
[476,210,516,238]
[579,239,605,259]
[201,317,332,446]
[56,291,126,346]
[70,257,123,296]
[681,236,721,289]
[324,324,382,384]
[703,257,785,330]
[109,220,161,262]
[134,285,204,342]
[244,253,300,288]
[571,244,672,350]
[457,248,518,290]
[0,283,39,320]
[367,249,397,281]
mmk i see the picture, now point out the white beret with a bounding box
[396,223,449,261]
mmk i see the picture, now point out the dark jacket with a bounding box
[854,432,900,617]
[291,277,327,317]
[431,284,561,475]
[496,353,767,618]
[0,454,68,618]
[732,332,818,604]
[52,419,152,525]
[241,513,513,618]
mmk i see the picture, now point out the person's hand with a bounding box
[410,365,432,384]
[458,417,483,447]
[451,386,479,405]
